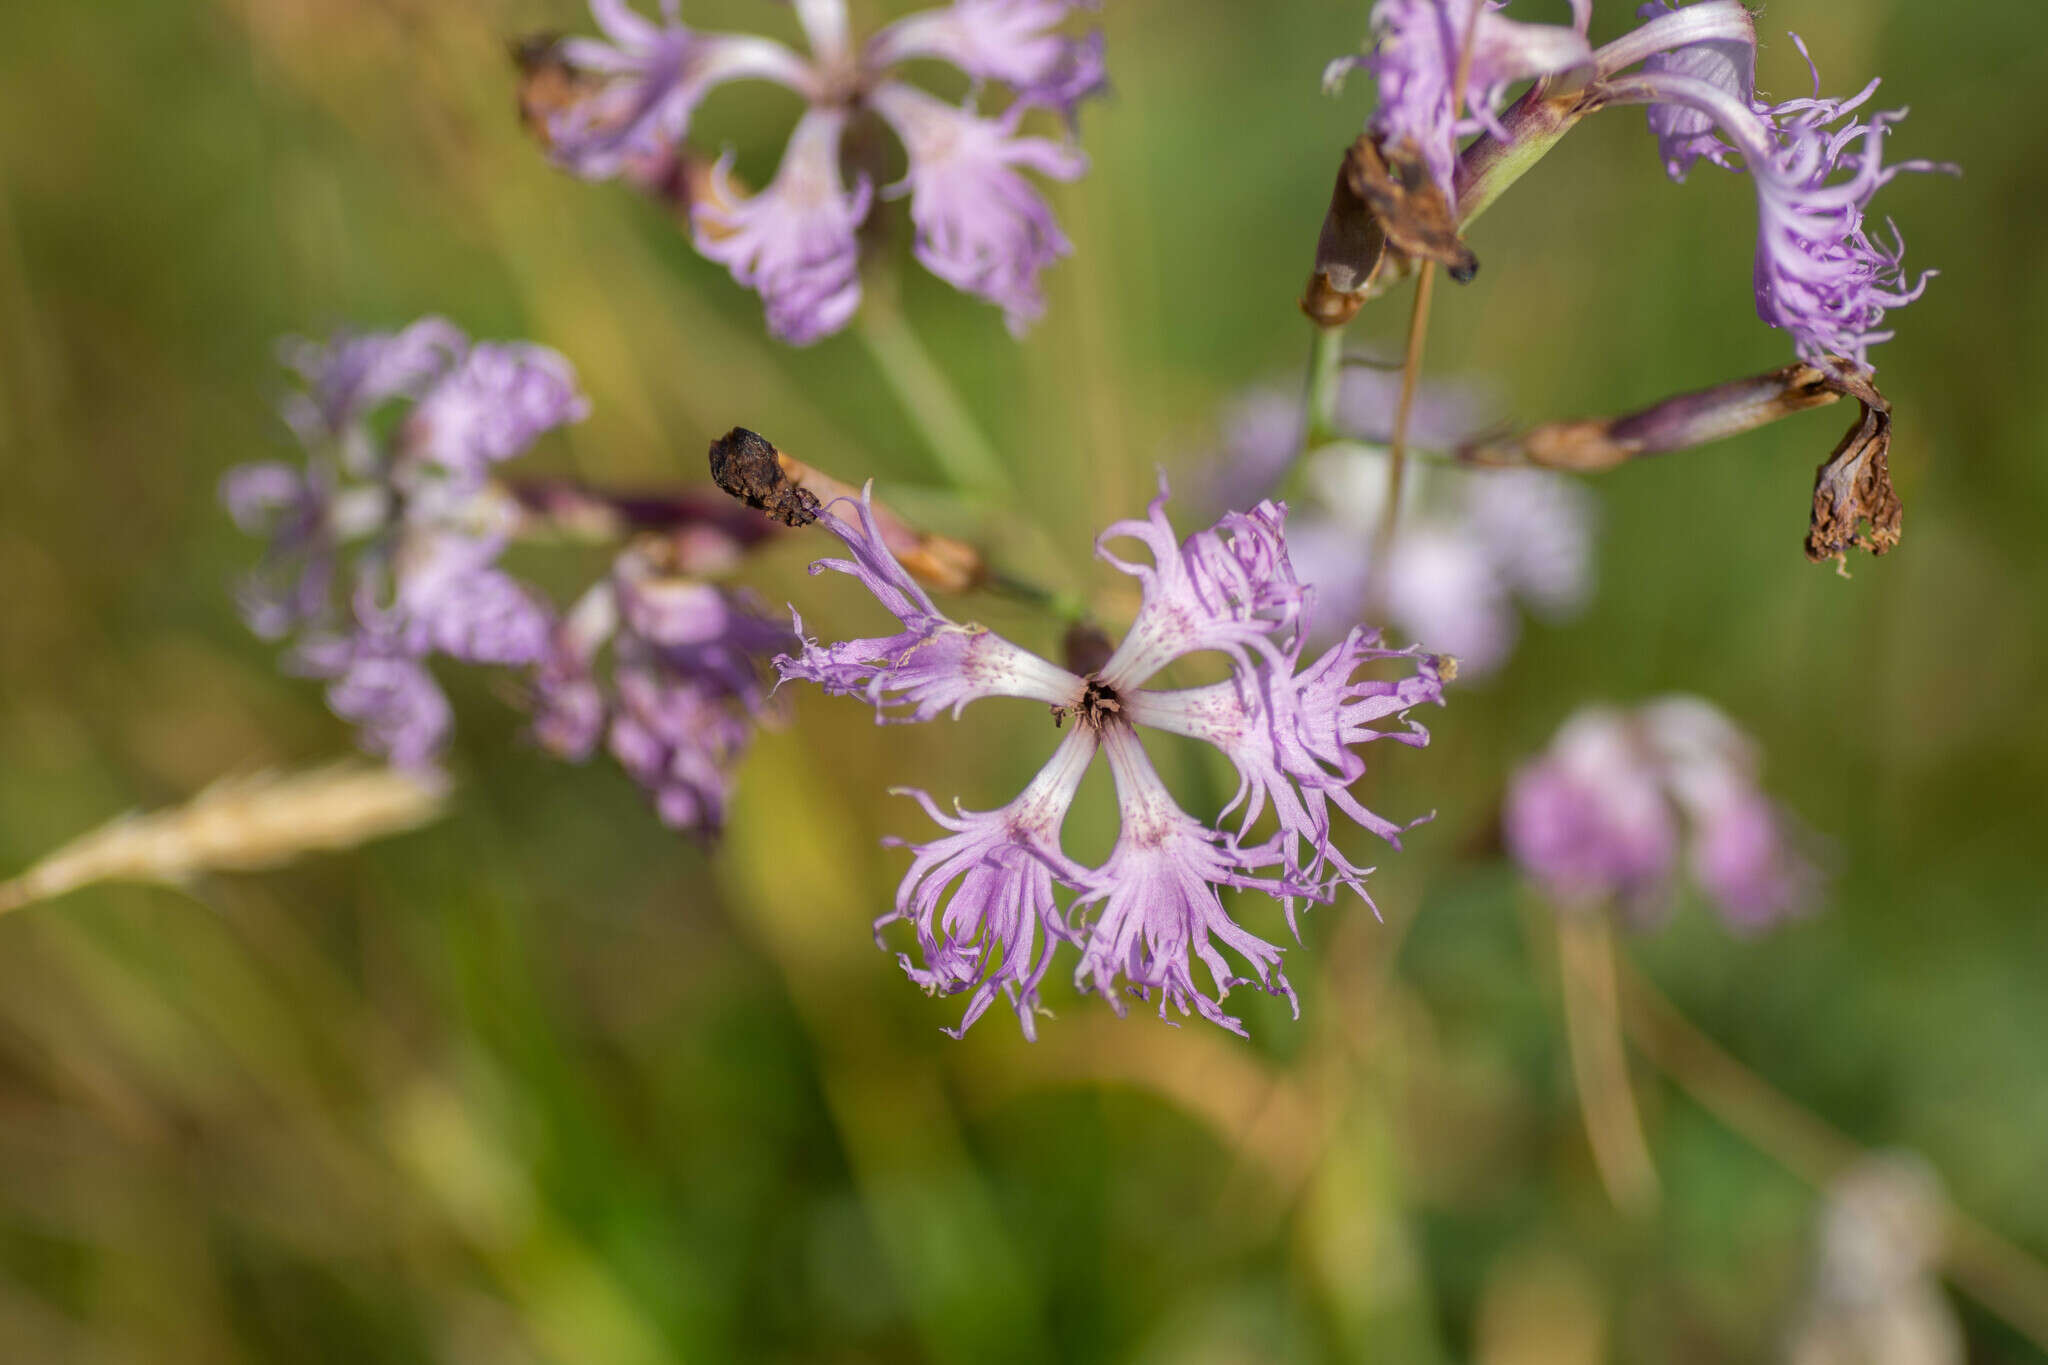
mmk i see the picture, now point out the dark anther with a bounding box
[1079,677,1122,729]
[709,427,820,528]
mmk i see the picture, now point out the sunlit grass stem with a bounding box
[854,301,1015,500]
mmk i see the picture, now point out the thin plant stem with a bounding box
[982,569,1087,623]
[1367,261,1438,617]
[1364,1,1475,615]
[1302,323,1347,453]
[853,303,1014,500]
[1618,958,2048,1353]
[1557,915,1660,1214]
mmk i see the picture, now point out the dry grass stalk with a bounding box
[0,764,450,914]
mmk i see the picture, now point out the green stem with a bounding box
[1453,95,1584,229]
[853,304,1014,500]
[1302,324,1348,453]
[982,570,1087,624]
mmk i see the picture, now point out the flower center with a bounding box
[1079,676,1122,728]
[1050,674,1124,731]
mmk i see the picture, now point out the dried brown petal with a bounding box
[1805,367,1900,566]
[1346,135,1479,284]
[1301,143,1389,328]
[512,34,590,150]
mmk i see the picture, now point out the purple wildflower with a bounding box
[693,109,872,347]
[527,543,786,833]
[402,343,591,483]
[866,0,1107,115]
[277,316,465,447]
[870,83,1086,334]
[220,461,337,640]
[1628,0,1756,179]
[884,726,1094,1040]
[1335,0,1592,207]
[224,320,587,766]
[779,482,1444,1037]
[546,1,812,181]
[538,0,1103,342]
[383,529,554,666]
[292,628,455,770]
[1505,697,1822,932]
[1597,9,1952,369]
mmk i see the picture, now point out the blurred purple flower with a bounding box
[1208,374,1594,677]
[871,84,1086,334]
[220,461,339,640]
[867,0,1106,114]
[694,109,872,347]
[225,320,587,766]
[278,316,465,446]
[528,544,787,834]
[779,482,1443,1037]
[291,628,456,769]
[403,343,590,483]
[539,0,1103,342]
[1505,697,1822,932]
[384,530,554,666]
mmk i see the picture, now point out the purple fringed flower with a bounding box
[871,84,1085,334]
[547,0,812,181]
[693,109,872,347]
[278,316,465,447]
[538,0,1103,342]
[224,320,587,766]
[882,726,1094,1040]
[385,530,554,666]
[779,481,1444,1037]
[867,0,1106,114]
[1598,9,1953,369]
[528,543,786,833]
[292,629,455,770]
[221,461,337,640]
[1334,0,1591,207]
[1505,697,1822,932]
[1630,0,1755,179]
[403,343,591,482]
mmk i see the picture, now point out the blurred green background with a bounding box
[2,0,2045,1360]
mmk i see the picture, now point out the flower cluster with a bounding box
[1331,0,1949,370]
[534,0,1104,342]
[778,482,1445,1038]
[222,318,784,831]
[1505,697,1821,932]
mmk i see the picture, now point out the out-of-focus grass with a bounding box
[1,0,2045,1361]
